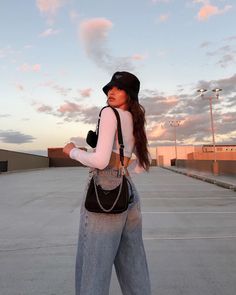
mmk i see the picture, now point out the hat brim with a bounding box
[102,80,125,95]
[102,80,139,102]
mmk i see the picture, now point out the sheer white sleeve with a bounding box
[69,107,117,169]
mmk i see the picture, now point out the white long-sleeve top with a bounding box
[69,107,145,173]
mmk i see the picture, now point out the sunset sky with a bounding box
[0,0,235,156]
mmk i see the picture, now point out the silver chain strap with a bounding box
[93,168,125,213]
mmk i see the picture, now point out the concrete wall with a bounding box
[156,146,195,166]
[0,149,49,172]
[177,159,236,175]
[188,152,236,161]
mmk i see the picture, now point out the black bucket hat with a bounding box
[102,71,140,101]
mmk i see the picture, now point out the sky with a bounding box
[0,0,236,157]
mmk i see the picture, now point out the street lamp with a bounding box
[197,88,222,175]
[169,119,181,164]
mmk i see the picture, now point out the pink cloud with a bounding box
[79,88,92,97]
[197,4,232,21]
[79,18,113,54]
[32,64,41,72]
[18,63,41,72]
[57,101,81,113]
[131,54,147,61]
[36,0,67,15]
[221,113,236,123]
[79,18,133,72]
[158,13,170,22]
[37,104,53,112]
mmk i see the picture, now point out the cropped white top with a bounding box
[69,107,145,173]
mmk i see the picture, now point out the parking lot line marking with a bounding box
[142,197,236,200]
[143,235,236,240]
[142,211,236,214]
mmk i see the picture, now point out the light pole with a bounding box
[169,119,181,164]
[197,88,222,175]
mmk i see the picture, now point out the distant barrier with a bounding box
[0,149,49,172]
[176,159,236,176]
[49,158,85,167]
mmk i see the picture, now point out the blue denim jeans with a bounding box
[75,167,151,295]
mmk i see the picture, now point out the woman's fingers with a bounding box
[63,142,76,155]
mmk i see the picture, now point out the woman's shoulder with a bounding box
[100,106,117,121]
[100,106,132,122]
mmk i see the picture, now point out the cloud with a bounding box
[40,80,72,96]
[0,45,17,59]
[57,101,82,113]
[224,35,236,42]
[37,104,53,112]
[33,99,100,125]
[56,101,100,124]
[18,63,41,72]
[147,123,166,140]
[79,18,134,73]
[15,83,25,91]
[141,93,179,121]
[36,0,67,16]
[0,114,11,118]
[0,130,36,144]
[39,28,61,37]
[31,73,236,145]
[204,44,236,68]
[79,88,92,97]
[197,4,232,21]
[196,73,236,96]
[141,73,236,145]
[158,13,170,22]
[152,0,170,3]
[79,18,113,53]
[217,53,235,68]
[200,41,212,48]
[131,54,147,61]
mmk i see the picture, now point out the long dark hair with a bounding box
[128,97,150,171]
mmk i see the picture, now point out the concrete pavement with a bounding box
[163,166,236,191]
[1,167,236,295]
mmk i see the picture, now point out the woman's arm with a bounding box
[69,107,117,169]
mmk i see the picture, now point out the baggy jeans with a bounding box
[75,167,151,295]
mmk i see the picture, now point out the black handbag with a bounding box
[85,107,134,214]
[86,106,107,148]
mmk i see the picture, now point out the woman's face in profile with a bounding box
[107,86,129,110]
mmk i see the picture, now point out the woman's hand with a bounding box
[63,142,76,156]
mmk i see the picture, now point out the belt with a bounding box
[107,151,130,169]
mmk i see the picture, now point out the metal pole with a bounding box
[169,120,181,164]
[209,96,216,163]
[197,88,222,175]
[174,125,177,160]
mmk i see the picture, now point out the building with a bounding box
[0,149,49,172]
[156,144,236,175]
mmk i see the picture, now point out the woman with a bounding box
[63,71,152,295]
